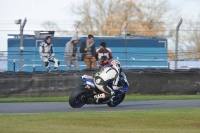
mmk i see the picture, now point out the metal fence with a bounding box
[1,29,200,72]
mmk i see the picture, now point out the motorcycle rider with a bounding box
[94,60,128,102]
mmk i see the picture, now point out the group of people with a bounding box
[39,34,128,102]
[39,34,113,72]
[39,35,128,102]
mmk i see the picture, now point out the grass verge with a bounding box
[0,94,200,103]
[0,108,200,133]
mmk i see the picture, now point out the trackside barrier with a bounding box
[1,69,200,97]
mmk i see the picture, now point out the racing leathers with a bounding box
[94,66,123,100]
[39,41,59,71]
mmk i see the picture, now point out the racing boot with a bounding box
[54,67,58,71]
[94,93,114,103]
[94,93,105,103]
[109,95,116,105]
[46,67,50,72]
[109,91,116,104]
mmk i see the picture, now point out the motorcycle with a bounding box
[69,72,129,108]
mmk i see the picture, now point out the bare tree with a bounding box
[183,30,200,60]
[178,17,200,60]
[129,0,175,36]
[168,50,175,60]
[72,0,126,35]
[41,21,59,31]
[0,52,4,56]
[71,0,173,36]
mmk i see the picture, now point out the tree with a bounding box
[168,50,175,60]
[41,21,59,31]
[182,30,200,60]
[178,17,200,60]
[72,0,126,35]
[71,0,172,36]
[0,52,4,56]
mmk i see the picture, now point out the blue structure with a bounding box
[7,34,168,72]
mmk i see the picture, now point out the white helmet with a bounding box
[111,60,121,72]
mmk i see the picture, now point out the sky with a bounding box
[0,0,200,30]
[0,0,82,30]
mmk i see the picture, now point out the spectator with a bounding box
[96,42,113,68]
[80,34,97,69]
[99,56,112,69]
[39,36,59,72]
[64,35,80,70]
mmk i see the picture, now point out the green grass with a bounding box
[125,94,200,100]
[0,108,200,133]
[0,94,200,103]
[0,96,69,103]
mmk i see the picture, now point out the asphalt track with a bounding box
[0,100,200,114]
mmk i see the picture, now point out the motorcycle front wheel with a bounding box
[107,92,125,107]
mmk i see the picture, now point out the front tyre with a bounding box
[107,93,125,107]
[69,87,90,108]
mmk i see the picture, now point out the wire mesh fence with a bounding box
[0,29,200,72]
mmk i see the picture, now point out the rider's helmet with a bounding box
[111,60,121,73]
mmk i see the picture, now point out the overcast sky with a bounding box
[0,0,200,30]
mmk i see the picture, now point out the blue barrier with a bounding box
[7,35,168,72]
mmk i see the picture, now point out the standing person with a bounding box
[96,42,113,68]
[39,36,59,72]
[80,34,97,69]
[64,35,80,70]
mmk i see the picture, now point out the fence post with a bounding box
[19,18,27,71]
[13,59,15,71]
[175,18,183,69]
[33,66,35,72]
[168,61,170,69]
[123,22,129,69]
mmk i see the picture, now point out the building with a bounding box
[7,31,168,71]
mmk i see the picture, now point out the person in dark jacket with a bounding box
[80,34,97,69]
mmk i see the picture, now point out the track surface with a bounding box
[0,100,200,114]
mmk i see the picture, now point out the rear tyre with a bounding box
[70,85,86,95]
[107,93,125,107]
[69,87,90,108]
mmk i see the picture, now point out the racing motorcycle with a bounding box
[69,72,129,108]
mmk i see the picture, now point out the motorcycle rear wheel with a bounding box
[69,87,90,108]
